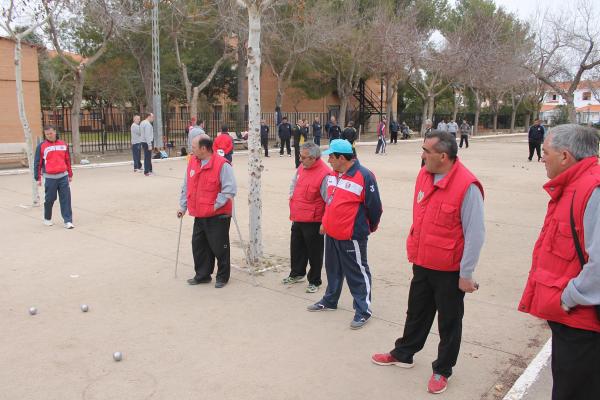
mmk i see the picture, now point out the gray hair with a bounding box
[301,142,321,159]
[547,124,599,161]
[425,130,458,160]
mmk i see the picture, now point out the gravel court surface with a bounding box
[0,134,551,400]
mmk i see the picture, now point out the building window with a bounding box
[582,92,592,101]
[552,94,557,101]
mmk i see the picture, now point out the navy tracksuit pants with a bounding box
[44,175,73,223]
[319,235,372,319]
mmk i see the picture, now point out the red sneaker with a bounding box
[427,374,449,394]
[371,353,414,368]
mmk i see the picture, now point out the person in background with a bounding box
[214,125,234,164]
[312,117,322,146]
[376,115,387,155]
[130,115,142,172]
[261,119,270,157]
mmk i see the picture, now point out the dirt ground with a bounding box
[0,134,551,400]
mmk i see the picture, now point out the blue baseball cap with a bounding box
[322,139,353,155]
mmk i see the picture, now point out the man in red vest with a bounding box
[306,139,383,330]
[372,130,485,394]
[34,125,74,229]
[177,136,237,288]
[518,124,600,400]
[283,142,331,293]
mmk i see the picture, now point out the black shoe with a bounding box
[187,277,212,285]
[215,281,227,288]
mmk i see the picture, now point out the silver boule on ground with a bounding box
[112,352,122,362]
[28,307,37,315]
[80,304,89,312]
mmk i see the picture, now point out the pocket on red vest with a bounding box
[435,203,459,228]
[423,234,459,268]
[531,271,569,319]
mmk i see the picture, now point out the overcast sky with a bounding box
[458,0,565,22]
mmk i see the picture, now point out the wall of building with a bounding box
[0,37,42,156]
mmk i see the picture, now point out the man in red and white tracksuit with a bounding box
[307,139,383,330]
[177,135,237,288]
[34,126,74,229]
[519,124,600,400]
[213,126,234,164]
[283,142,331,293]
[372,130,485,395]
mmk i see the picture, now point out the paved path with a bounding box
[0,134,552,399]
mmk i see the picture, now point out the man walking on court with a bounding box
[283,142,331,293]
[34,126,75,229]
[177,136,237,288]
[372,130,485,394]
[307,139,383,330]
[528,119,545,162]
[278,116,292,157]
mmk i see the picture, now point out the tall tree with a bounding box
[0,0,65,206]
[235,0,274,267]
[529,0,600,123]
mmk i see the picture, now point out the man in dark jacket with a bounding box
[261,119,270,157]
[390,119,399,144]
[293,119,307,168]
[341,121,358,156]
[528,119,545,162]
[326,116,341,141]
[312,117,322,146]
[279,116,292,157]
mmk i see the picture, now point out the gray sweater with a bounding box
[434,174,485,279]
[561,188,600,308]
[140,120,154,145]
[131,123,141,144]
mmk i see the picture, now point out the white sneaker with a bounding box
[64,222,75,229]
[43,219,53,226]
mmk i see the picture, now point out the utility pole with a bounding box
[151,0,163,148]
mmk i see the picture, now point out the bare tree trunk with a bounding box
[70,71,85,163]
[472,88,481,136]
[420,100,428,134]
[452,87,460,122]
[426,95,435,122]
[510,109,517,133]
[246,3,264,266]
[385,75,396,124]
[565,95,576,123]
[14,38,39,205]
[339,95,349,128]
[237,42,247,127]
[525,113,531,130]
[190,86,200,118]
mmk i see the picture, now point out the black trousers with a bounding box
[261,137,269,156]
[192,216,231,283]
[294,139,301,168]
[44,176,73,223]
[289,222,324,286]
[390,265,465,378]
[528,141,542,160]
[375,137,387,153]
[141,142,153,173]
[549,321,600,400]
[459,135,469,148]
[390,131,398,144]
[132,143,142,170]
[280,137,291,155]
[314,136,321,146]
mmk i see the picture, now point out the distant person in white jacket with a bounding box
[140,113,155,176]
[130,115,142,172]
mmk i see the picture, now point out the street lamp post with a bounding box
[151,0,163,148]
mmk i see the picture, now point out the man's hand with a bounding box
[177,210,185,218]
[68,176,72,183]
[459,277,479,293]
[37,180,41,187]
[319,224,325,235]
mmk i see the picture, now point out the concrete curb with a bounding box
[502,338,552,400]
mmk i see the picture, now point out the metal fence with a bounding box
[42,108,336,154]
[397,112,528,134]
[42,108,528,154]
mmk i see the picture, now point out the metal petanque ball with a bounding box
[113,352,122,362]
[29,307,37,315]
[80,304,89,312]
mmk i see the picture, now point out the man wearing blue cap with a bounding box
[307,139,383,329]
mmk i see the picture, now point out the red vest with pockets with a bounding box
[289,159,330,222]
[406,159,483,271]
[519,157,600,333]
[186,155,232,218]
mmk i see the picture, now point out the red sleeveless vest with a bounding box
[519,157,600,333]
[186,155,232,218]
[406,159,483,271]
[289,158,331,222]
